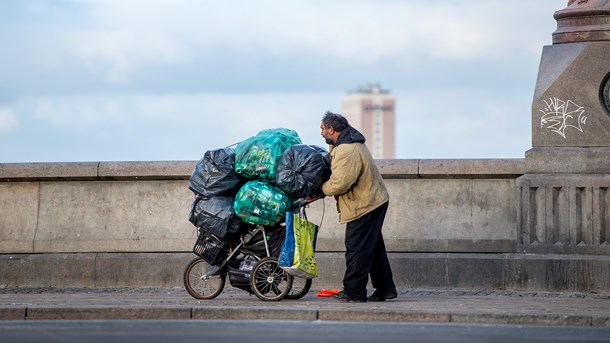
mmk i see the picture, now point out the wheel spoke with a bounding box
[271,282,281,295]
[184,258,225,300]
[250,258,292,301]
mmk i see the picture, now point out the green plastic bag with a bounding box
[233,181,292,226]
[235,128,302,181]
[285,212,318,278]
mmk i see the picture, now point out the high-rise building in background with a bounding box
[341,83,395,159]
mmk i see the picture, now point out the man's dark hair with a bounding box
[322,111,349,132]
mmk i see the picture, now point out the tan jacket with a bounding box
[321,139,389,224]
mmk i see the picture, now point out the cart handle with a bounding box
[291,196,323,209]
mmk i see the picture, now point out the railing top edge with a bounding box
[0,159,525,182]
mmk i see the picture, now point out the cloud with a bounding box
[72,1,501,62]
[394,87,532,158]
[0,0,568,162]
[10,85,533,161]
[15,0,560,87]
[13,92,338,152]
[0,107,18,133]
[73,29,188,85]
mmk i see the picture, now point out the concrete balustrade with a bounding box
[1,160,608,291]
[0,160,522,255]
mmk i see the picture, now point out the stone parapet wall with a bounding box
[2,252,608,291]
[517,174,610,255]
[0,159,524,255]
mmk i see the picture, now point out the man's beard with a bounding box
[324,136,334,145]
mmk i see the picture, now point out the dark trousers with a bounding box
[343,202,396,300]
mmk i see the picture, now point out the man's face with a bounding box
[320,123,335,145]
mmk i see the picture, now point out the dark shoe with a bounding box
[332,291,367,303]
[367,290,398,302]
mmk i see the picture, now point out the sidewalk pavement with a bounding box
[0,287,609,327]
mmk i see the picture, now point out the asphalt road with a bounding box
[1,320,610,343]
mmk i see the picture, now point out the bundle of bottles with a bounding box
[188,128,330,241]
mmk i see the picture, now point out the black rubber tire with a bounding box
[285,277,312,300]
[183,258,225,300]
[250,257,293,301]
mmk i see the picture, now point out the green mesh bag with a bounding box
[233,181,292,226]
[234,128,302,181]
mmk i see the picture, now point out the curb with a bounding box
[2,287,609,327]
[2,306,609,327]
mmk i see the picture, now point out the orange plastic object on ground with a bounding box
[316,288,342,297]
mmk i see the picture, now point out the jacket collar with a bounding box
[334,125,366,147]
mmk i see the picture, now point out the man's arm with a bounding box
[321,146,361,196]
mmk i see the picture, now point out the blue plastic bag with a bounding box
[278,212,295,267]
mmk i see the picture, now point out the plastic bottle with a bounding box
[239,255,257,271]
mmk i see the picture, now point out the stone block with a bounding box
[419,159,524,179]
[394,254,449,287]
[34,180,195,253]
[27,307,190,320]
[383,179,518,252]
[376,159,419,179]
[308,178,518,253]
[0,183,39,253]
[314,253,346,287]
[94,253,191,288]
[525,147,610,174]
[446,257,504,288]
[0,308,25,320]
[592,316,610,327]
[98,161,194,180]
[49,254,97,288]
[533,42,610,148]
[0,162,99,181]
[517,174,610,254]
[0,254,96,288]
[503,254,610,292]
[0,255,48,287]
[192,307,317,320]
[318,309,450,323]
[309,177,518,253]
[451,313,592,326]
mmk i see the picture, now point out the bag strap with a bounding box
[301,206,309,221]
[291,206,306,219]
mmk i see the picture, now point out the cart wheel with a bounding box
[184,258,225,300]
[250,257,293,301]
[285,277,312,300]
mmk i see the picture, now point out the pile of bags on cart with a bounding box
[188,128,331,278]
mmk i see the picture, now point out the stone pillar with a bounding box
[517,0,610,254]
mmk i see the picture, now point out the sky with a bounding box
[0,0,569,163]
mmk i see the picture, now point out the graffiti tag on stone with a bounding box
[540,97,587,139]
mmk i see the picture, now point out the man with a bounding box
[320,111,397,303]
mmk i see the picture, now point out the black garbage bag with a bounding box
[188,195,243,239]
[189,148,243,197]
[276,144,331,199]
[244,222,285,258]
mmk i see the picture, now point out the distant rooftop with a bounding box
[348,83,390,95]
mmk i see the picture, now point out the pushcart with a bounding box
[183,199,317,301]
